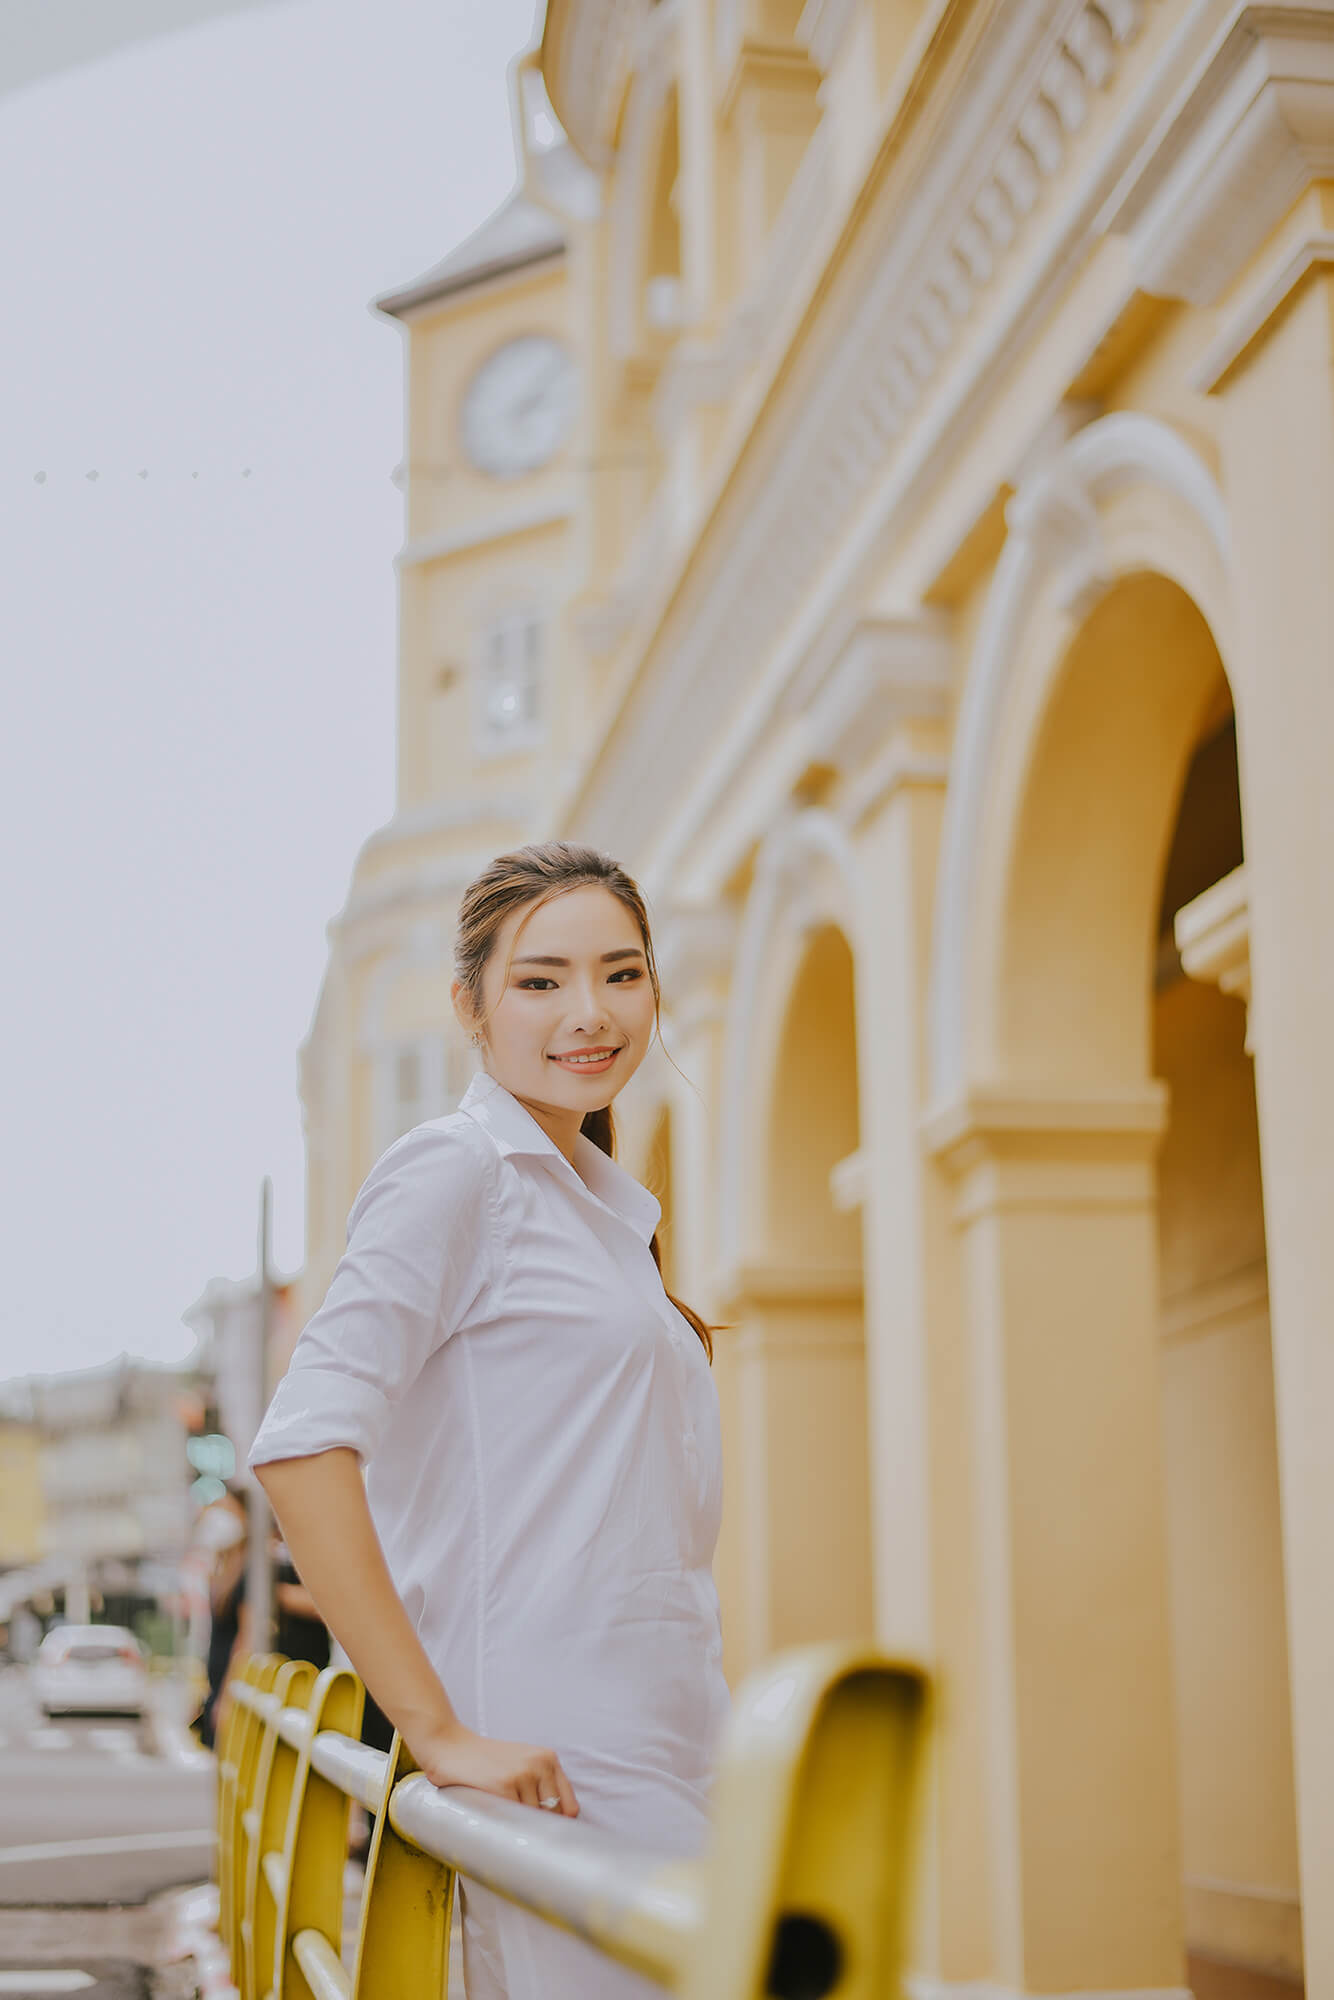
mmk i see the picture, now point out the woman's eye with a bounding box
[517,978,557,991]
[609,968,644,982]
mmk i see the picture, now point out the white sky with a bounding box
[1,0,539,1377]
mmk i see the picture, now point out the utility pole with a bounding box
[247,1177,274,1654]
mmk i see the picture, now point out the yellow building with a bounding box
[297,4,1334,1997]
[0,1424,43,1568]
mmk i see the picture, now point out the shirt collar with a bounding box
[458,1070,662,1244]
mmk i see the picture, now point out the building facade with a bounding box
[296,3,1334,1996]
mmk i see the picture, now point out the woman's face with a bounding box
[460,884,657,1120]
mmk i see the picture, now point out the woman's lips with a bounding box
[547,1048,621,1073]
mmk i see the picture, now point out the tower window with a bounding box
[477,609,543,753]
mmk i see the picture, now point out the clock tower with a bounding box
[295,184,578,1316]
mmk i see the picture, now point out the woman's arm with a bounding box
[255,1447,578,1815]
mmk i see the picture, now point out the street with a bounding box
[0,1665,214,1906]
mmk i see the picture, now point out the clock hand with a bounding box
[511,363,567,423]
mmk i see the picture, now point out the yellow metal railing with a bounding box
[215,1645,928,2000]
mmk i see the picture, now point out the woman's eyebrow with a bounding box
[512,948,646,966]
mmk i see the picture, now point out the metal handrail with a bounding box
[219,1645,930,1999]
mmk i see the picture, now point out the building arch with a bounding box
[717,808,859,1282]
[928,412,1234,1108]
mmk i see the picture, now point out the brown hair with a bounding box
[454,840,714,1362]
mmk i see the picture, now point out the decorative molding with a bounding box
[542,0,641,170]
[396,495,574,569]
[839,742,952,828]
[723,1263,865,1311]
[568,0,1159,857]
[797,0,861,73]
[791,612,954,772]
[1191,224,1334,388]
[923,1079,1171,1168]
[652,118,834,444]
[653,903,738,1000]
[828,1147,867,1212]
[1108,5,1334,305]
[1174,861,1253,1049]
[927,412,1230,1111]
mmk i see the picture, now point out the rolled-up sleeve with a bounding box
[247,1121,497,1471]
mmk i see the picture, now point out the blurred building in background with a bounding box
[182,1269,299,1465]
[0,1359,202,1646]
[293,3,1334,1997]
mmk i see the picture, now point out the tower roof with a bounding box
[375,189,565,319]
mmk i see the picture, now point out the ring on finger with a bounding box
[539,1795,560,1810]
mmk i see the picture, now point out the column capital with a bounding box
[923,1081,1169,1220]
[1174,863,1254,1049]
[1111,6,1334,306]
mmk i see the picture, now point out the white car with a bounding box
[31,1623,150,1718]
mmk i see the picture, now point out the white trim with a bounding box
[797,0,860,73]
[396,495,573,569]
[1107,6,1334,305]
[926,412,1230,1111]
[1191,226,1334,390]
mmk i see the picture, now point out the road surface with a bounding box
[0,1664,214,1905]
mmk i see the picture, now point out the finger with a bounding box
[515,1772,543,1811]
[552,1763,579,1818]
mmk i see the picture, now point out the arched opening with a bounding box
[735,920,872,1663]
[1155,716,1302,1999]
[959,566,1299,1990]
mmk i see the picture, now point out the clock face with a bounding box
[459,334,577,479]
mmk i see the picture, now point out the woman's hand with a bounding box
[404,1717,580,1818]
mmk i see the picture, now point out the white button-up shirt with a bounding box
[248,1069,728,2000]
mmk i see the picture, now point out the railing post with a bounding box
[220,1655,282,1978]
[349,1734,455,2000]
[244,1659,319,2000]
[681,1648,929,2000]
[269,1665,364,2000]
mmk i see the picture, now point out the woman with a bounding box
[248,841,728,2000]
[191,1489,250,1751]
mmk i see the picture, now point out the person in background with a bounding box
[272,1533,330,1671]
[191,1487,249,1749]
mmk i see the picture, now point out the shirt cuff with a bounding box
[246,1361,391,1470]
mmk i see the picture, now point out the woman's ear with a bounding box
[450,978,479,1043]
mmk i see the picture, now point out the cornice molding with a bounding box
[397,496,574,570]
[1174,862,1253,1048]
[1108,3,1334,303]
[1190,222,1334,387]
[566,0,1157,854]
[789,612,954,773]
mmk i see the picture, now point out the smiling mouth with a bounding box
[547,1047,622,1068]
